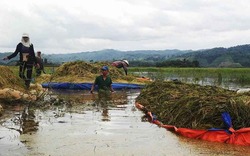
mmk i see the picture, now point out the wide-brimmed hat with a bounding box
[123,60,129,65]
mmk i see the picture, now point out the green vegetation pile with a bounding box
[136,81,250,129]
[0,66,25,91]
[37,61,137,83]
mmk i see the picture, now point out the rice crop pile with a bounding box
[0,66,25,91]
[47,61,137,82]
[136,80,250,129]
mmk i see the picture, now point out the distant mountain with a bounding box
[172,44,250,67]
[0,52,19,65]
[0,49,187,65]
[1,44,250,67]
[42,49,189,64]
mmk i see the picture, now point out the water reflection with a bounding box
[93,91,112,122]
[21,106,39,134]
[101,108,109,121]
[1,104,38,134]
[48,89,129,123]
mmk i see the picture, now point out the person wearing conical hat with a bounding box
[3,33,39,88]
[111,60,129,75]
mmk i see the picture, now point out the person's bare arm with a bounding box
[90,84,95,93]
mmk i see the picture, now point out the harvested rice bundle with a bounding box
[136,80,250,129]
[0,66,25,91]
[55,61,124,79]
[48,61,137,82]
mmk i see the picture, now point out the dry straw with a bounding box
[38,61,137,83]
[0,66,25,91]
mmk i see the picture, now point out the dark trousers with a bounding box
[36,68,42,76]
[36,66,45,76]
[19,61,33,87]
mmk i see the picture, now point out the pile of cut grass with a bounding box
[37,61,138,83]
[136,80,250,129]
[0,66,25,91]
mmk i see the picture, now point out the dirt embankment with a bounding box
[136,80,250,130]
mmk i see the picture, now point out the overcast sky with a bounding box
[1,0,250,54]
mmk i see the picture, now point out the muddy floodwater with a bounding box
[1,89,250,156]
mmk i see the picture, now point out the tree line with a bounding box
[129,59,199,67]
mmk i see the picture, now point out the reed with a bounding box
[131,67,250,85]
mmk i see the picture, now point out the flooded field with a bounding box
[1,89,250,156]
[133,71,250,90]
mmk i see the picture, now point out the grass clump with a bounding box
[136,80,250,129]
[36,61,139,83]
[0,66,25,91]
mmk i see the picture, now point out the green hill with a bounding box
[175,45,250,67]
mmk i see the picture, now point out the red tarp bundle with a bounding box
[136,102,250,146]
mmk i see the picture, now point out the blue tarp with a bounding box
[42,82,144,90]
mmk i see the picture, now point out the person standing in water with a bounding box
[90,66,114,122]
[90,66,114,94]
[3,33,39,88]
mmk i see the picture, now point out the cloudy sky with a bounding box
[1,0,250,54]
